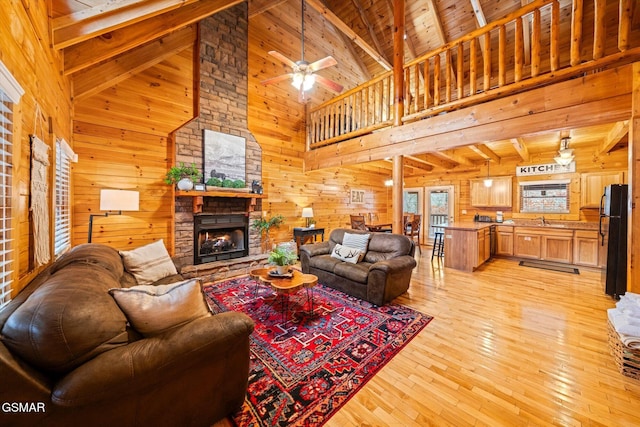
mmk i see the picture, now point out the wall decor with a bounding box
[203,130,246,184]
[351,189,365,204]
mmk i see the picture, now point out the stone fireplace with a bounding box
[172,4,264,269]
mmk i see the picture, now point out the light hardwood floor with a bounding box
[218,251,640,426]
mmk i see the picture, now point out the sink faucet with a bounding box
[538,216,546,226]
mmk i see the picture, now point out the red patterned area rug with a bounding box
[203,276,433,427]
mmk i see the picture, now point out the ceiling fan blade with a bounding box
[308,56,338,72]
[260,73,293,86]
[268,50,297,69]
[314,75,343,93]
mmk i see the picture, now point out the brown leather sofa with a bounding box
[300,228,416,306]
[0,243,254,427]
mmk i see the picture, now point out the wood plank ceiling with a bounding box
[50,0,631,174]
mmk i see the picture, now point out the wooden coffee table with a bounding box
[249,267,318,322]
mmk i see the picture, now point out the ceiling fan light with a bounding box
[303,73,315,91]
[291,72,304,90]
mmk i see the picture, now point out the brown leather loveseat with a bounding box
[300,228,416,306]
[0,243,254,426]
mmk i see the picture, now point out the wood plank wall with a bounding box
[72,48,197,253]
[1,0,73,294]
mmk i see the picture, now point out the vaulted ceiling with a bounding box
[50,0,631,174]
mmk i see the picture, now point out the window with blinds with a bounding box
[54,138,73,257]
[0,90,14,309]
[520,181,570,213]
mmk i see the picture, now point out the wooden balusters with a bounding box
[307,0,638,148]
[570,0,583,66]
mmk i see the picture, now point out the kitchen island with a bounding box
[442,222,495,272]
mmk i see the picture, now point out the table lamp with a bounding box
[301,207,314,228]
[88,189,140,242]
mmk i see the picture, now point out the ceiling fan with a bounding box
[260,0,343,103]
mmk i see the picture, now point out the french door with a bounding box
[425,185,455,243]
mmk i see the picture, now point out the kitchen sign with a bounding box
[516,162,575,176]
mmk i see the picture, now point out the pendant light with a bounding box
[554,137,574,166]
[483,160,493,188]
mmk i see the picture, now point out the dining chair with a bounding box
[350,215,368,231]
[404,214,422,254]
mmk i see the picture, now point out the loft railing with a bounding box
[308,0,639,150]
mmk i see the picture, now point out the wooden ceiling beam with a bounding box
[412,152,459,169]
[305,0,393,71]
[351,0,390,64]
[469,0,488,27]
[72,25,196,102]
[249,0,288,18]
[597,120,629,155]
[62,0,242,75]
[468,143,501,162]
[432,149,474,167]
[404,155,434,172]
[510,137,530,161]
[53,0,207,50]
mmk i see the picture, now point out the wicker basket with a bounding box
[607,320,640,380]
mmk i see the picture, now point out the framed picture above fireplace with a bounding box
[203,130,246,185]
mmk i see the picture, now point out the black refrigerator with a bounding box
[599,184,628,298]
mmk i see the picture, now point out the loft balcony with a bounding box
[306,0,640,151]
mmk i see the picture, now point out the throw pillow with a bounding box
[109,279,211,336]
[331,243,363,264]
[342,232,370,252]
[119,239,178,285]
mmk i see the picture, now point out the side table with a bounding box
[293,227,325,252]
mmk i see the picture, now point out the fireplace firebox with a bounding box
[194,214,248,265]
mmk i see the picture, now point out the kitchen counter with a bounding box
[441,223,494,272]
[441,221,495,231]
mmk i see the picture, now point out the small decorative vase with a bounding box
[276,265,289,275]
[177,178,194,191]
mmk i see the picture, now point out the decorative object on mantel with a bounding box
[205,176,247,191]
[251,180,263,194]
[251,214,284,253]
[164,162,202,191]
[203,129,246,188]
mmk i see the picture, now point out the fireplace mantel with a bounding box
[176,190,266,214]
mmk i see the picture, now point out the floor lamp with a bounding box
[88,189,140,243]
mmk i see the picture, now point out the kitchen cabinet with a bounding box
[470,176,513,207]
[580,171,625,208]
[476,228,491,267]
[541,231,573,263]
[443,223,493,272]
[514,227,573,263]
[496,225,514,256]
[573,230,599,267]
[514,229,542,259]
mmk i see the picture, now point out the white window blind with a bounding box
[54,138,76,257]
[0,91,14,309]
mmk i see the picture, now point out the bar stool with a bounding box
[431,229,445,261]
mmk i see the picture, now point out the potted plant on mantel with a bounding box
[251,214,284,253]
[268,246,297,275]
[164,162,202,191]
